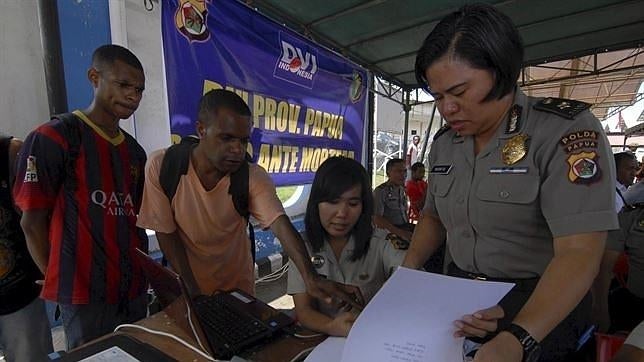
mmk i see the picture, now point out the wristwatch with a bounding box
[505,323,541,362]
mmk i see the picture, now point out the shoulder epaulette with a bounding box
[433,124,451,141]
[533,97,591,120]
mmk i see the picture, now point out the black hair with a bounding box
[414,3,523,101]
[386,158,405,173]
[92,44,143,73]
[614,151,637,169]
[411,162,425,172]
[304,157,373,261]
[198,89,251,124]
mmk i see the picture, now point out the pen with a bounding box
[576,324,596,351]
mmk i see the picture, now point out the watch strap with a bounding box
[505,323,540,362]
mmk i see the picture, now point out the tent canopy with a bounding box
[251,0,644,119]
[252,0,643,88]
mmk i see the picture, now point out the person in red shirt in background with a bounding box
[405,162,427,223]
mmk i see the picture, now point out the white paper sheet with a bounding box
[79,346,139,362]
[304,337,346,362]
[340,267,514,362]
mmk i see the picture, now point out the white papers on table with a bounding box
[340,267,514,362]
[304,337,345,362]
[79,346,139,362]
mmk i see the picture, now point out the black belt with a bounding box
[447,263,540,290]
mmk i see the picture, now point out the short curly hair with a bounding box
[415,3,523,101]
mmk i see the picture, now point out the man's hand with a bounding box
[473,331,523,362]
[305,275,364,311]
[454,305,504,338]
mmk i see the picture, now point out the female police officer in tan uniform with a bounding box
[402,4,617,362]
[288,157,406,337]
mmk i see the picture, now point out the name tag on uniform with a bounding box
[430,164,452,174]
[489,167,529,174]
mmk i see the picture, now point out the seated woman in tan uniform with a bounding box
[287,156,406,337]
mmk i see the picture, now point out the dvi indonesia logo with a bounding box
[274,32,318,88]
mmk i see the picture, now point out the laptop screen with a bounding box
[135,249,182,309]
[135,248,295,359]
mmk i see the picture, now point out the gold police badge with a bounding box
[502,134,529,165]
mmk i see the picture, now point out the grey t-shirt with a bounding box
[607,206,644,298]
[624,181,644,205]
[424,89,618,278]
[625,321,644,349]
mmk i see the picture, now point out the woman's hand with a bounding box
[454,305,504,338]
[326,311,358,337]
[473,331,523,362]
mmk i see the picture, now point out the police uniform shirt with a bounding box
[287,229,406,317]
[424,89,618,279]
[607,207,644,298]
[373,183,408,226]
[624,181,644,205]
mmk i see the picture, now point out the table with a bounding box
[80,297,326,362]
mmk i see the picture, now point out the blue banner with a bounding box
[162,0,369,186]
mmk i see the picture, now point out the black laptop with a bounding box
[135,249,294,359]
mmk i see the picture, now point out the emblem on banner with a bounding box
[502,134,529,165]
[175,0,210,42]
[567,151,600,184]
[349,71,364,103]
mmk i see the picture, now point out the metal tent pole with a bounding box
[37,0,68,114]
[402,90,411,160]
[419,102,437,163]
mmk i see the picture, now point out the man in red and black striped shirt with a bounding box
[14,45,148,349]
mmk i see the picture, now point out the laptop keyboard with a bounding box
[194,293,271,357]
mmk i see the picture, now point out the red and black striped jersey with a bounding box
[13,111,148,305]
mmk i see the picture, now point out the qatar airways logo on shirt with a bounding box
[274,32,318,89]
[91,190,135,216]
